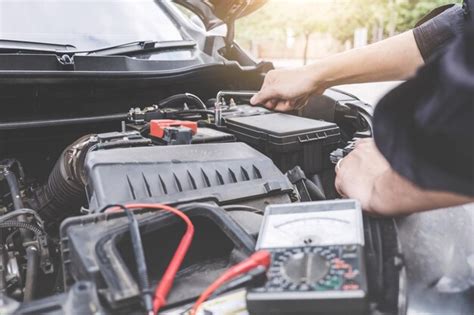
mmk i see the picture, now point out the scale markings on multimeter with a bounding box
[247,200,368,315]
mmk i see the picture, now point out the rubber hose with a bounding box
[36,136,91,228]
[3,169,24,210]
[2,165,41,301]
[2,168,37,247]
[36,156,85,226]
[23,246,39,301]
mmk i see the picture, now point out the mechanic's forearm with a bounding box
[369,169,474,215]
[310,30,424,88]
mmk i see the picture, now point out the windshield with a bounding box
[0,0,183,51]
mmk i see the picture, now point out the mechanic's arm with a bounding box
[309,30,424,85]
[335,139,474,216]
[251,5,465,111]
[250,31,423,111]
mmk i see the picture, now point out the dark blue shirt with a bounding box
[413,4,465,61]
[374,1,473,196]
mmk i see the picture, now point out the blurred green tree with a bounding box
[395,0,462,32]
[235,1,288,53]
[287,3,331,64]
[236,0,461,56]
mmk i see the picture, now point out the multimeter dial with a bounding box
[282,251,330,286]
[248,201,368,315]
[266,246,363,292]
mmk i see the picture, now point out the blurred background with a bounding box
[234,0,459,103]
[235,0,459,68]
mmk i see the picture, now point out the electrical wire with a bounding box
[0,209,46,242]
[183,93,207,110]
[190,251,271,315]
[181,265,267,315]
[0,209,44,227]
[168,110,214,122]
[0,221,44,236]
[172,109,215,116]
[158,93,207,110]
[210,265,267,298]
[104,203,194,314]
[102,204,152,314]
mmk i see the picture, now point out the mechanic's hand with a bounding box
[335,138,391,212]
[250,65,327,111]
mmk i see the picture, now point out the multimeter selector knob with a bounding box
[282,252,330,285]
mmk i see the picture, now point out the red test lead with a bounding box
[105,203,195,315]
[190,250,271,315]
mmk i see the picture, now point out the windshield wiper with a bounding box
[0,39,76,53]
[84,40,196,56]
[0,39,196,56]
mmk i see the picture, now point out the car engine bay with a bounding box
[0,86,405,314]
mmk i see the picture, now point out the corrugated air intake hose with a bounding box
[35,135,93,231]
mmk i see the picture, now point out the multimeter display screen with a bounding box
[257,200,364,249]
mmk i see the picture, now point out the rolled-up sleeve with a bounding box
[413,5,465,61]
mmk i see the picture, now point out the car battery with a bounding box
[225,113,341,174]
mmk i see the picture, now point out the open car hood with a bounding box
[173,0,268,30]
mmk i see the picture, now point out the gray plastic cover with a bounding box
[85,142,293,210]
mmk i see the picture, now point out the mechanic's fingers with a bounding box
[295,96,309,110]
[250,94,260,105]
[334,158,346,197]
[251,87,279,106]
[274,100,294,112]
[263,100,277,109]
[335,158,344,174]
[334,174,347,198]
[265,98,281,109]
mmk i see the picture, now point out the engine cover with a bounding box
[85,142,293,210]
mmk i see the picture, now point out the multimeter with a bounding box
[246,200,368,315]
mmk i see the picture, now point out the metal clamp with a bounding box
[214,91,258,126]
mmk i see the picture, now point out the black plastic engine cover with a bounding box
[85,143,293,210]
[60,204,257,310]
